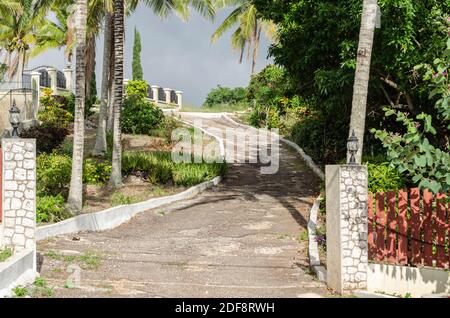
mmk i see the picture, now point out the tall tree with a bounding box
[108,0,215,188]
[67,0,88,212]
[109,0,124,187]
[347,0,378,164]
[211,0,275,74]
[93,12,113,155]
[31,3,76,65]
[0,0,43,83]
[132,26,143,80]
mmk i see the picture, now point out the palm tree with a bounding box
[108,0,215,187]
[67,0,88,213]
[347,0,378,164]
[0,1,23,18]
[31,3,76,65]
[211,0,275,74]
[0,0,43,84]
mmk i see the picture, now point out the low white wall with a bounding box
[0,248,37,297]
[368,263,450,297]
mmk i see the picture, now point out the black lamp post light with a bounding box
[9,99,21,138]
[347,129,359,165]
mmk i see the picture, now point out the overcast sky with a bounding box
[28,5,273,106]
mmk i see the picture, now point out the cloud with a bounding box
[28,5,273,106]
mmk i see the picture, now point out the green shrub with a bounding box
[121,97,164,135]
[367,162,406,194]
[37,194,70,223]
[151,116,182,144]
[203,85,247,107]
[111,192,138,206]
[122,151,173,184]
[37,153,72,197]
[83,159,111,185]
[172,162,227,186]
[20,124,69,154]
[38,89,73,128]
[0,247,13,262]
[125,80,149,99]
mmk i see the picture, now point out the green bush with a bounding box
[122,151,227,186]
[37,194,70,223]
[122,97,164,135]
[122,151,173,184]
[172,162,227,186]
[37,153,72,197]
[38,89,73,129]
[125,80,149,99]
[83,159,111,185]
[150,116,182,144]
[203,85,247,107]
[367,162,406,194]
[20,124,69,154]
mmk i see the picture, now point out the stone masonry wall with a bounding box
[339,165,368,290]
[326,165,368,293]
[2,139,36,251]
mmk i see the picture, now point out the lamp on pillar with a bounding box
[9,99,21,138]
[347,129,359,165]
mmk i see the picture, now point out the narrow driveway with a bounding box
[37,113,329,297]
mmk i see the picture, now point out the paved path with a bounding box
[36,114,329,298]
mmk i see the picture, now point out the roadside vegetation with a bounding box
[22,81,226,224]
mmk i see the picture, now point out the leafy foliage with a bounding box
[37,152,72,197]
[122,80,164,135]
[38,88,73,128]
[251,0,450,164]
[83,159,112,185]
[20,124,69,154]
[203,85,247,107]
[367,162,406,193]
[36,194,70,223]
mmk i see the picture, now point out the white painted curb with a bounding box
[220,114,324,181]
[0,249,37,297]
[37,119,226,241]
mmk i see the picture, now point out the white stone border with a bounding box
[36,119,226,241]
[220,114,324,180]
[0,248,37,297]
[308,195,327,282]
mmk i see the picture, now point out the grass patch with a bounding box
[12,285,28,297]
[0,247,13,262]
[111,192,139,206]
[298,230,309,243]
[44,250,102,270]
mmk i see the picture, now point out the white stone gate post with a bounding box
[2,139,36,254]
[325,165,368,294]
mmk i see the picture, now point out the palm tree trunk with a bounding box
[347,0,378,164]
[67,0,88,213]
[251,23,261,75]
[85,34,96,99]
[109,0,124,188]
[93,13,112,156]
[107,23,115,132]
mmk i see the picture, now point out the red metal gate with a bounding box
[368,188,450,269]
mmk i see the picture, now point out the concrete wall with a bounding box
[0,91,37,135]
[367,263,450,297]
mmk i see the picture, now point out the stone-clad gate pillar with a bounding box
[325,165,368,294]
[1,139,36,253]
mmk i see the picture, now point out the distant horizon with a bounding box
[27,5,273,106]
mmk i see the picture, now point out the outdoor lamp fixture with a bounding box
[9,99,21,138]
[347,129,359,165]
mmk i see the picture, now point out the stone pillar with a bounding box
[151,85,159,103]
[30,71,41,114]
[176,91,183,109]
[164,88,172,104]
[63,67,73,92]
[1,139,36,252]
[47,67,57,94]
[325,165,368,294]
